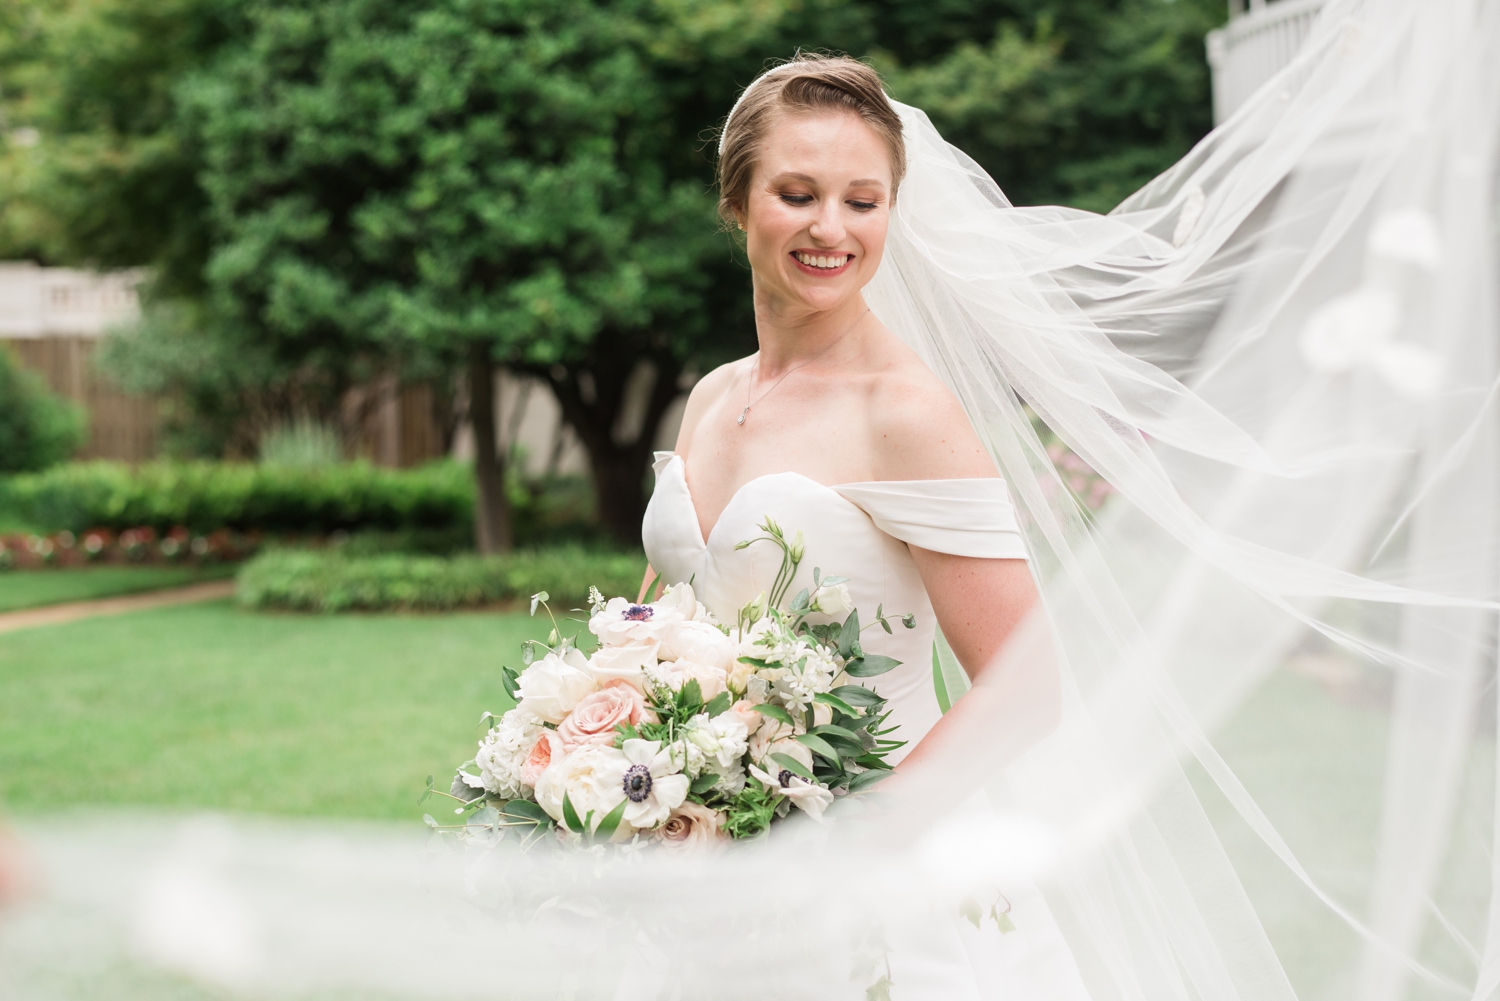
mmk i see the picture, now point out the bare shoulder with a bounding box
[864,344,996,481]
[674,357,748,454]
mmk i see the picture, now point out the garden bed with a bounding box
[235,545,646,613]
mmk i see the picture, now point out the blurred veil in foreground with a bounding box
[4,0,1498,998]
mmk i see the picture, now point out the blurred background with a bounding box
[0,0,1326,948]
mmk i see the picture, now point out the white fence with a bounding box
[1207,0,1327,123]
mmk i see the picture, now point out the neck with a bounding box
[751,289,871,376]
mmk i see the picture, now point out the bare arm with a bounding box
[898,549,1057,771]
[864,362,1059,770]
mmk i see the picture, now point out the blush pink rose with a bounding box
[556,680,648,750]
[520,729,563,788]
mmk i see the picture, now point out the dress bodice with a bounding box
[641,452,1028,758]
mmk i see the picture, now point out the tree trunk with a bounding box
[538,341,683,549]
[468,344,512,554]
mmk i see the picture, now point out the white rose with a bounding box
[747,716,795,763]
[515,647,597,724]
[661,621,735,670]
[655,659,729,701]
[532,745,629,838]
[726,657,756,695]
[588,642,657,692]
[725,699,764,738]
[811,582,852,616]
[656,801,727,852]
[653,582,710,622]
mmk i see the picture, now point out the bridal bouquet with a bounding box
[425,518,909,849]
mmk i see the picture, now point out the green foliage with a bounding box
[1,0,1226,519]
[0,459,473,534]
[879,0,1227,212]
[258,418,342,468]
[235,544,645,612]
[0,345,86,473]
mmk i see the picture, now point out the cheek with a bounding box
[851,212,889,258]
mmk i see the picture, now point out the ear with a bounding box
[731,201,748,232]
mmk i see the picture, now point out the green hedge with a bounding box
[0,460,474,534]
[235,545,646,613]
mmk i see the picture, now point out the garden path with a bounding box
[0,580,235,635]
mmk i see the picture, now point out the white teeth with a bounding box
[796,253,848,269]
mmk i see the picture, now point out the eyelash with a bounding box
[778,194,879,211]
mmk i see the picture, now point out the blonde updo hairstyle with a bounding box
[716,54,906,230]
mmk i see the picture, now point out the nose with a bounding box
[807,197,846,246]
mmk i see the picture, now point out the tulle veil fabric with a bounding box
[6,1,1499,998]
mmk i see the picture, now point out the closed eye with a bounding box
[849,200,878,211]
[779,193,814,206]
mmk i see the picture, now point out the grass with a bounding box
[0,600,554,820]
[0,565,237,613]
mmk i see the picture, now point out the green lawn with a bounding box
[0,565,237,613]
[0,600,546,819]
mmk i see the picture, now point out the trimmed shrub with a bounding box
[235,546,646,613]
[0,460,474,534]
[0,345,86,473]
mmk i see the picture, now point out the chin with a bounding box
[782,270,864,310]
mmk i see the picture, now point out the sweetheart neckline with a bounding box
[670,460,847,551]
[657,452,1010,551]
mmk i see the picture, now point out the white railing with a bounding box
[1207,0,1328,123]
[0,261,142,338]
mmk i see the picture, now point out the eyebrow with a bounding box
[769,172,887,190]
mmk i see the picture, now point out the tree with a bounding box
[157,0,871,548]
[872,0,1226,212]
[2,0,1225,546]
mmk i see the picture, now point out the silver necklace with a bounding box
[737,308,870,426]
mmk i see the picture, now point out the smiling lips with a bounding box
[791,250,853,275]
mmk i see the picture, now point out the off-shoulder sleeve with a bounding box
[832,479,1028,559]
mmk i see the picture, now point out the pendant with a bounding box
[737,406,749,426]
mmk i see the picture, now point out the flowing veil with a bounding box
[6,1,1499,998]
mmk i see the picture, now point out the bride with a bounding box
[644,55,1046,772]
[14,4,1498,999]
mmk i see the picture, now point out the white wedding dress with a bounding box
[642,451,1092,1001]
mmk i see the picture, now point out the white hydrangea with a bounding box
[474,708,544,799]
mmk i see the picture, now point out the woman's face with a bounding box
[736,109,892,317]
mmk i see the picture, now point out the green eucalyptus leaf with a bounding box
[845,654,901,678]
[814,692,859,716]
[752,703,795,727]
[848,769,892,793]
[795,732,840,764]
[562,791,584,834]
[839,609,860,657]
[811,723,866,747]
[830,684,884,708]
[593,798,629,842]
[690,771,721,794]
[679,679,703,708]
[768,752,814,781]
[501,800,550,824]
[702,691,732,717]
